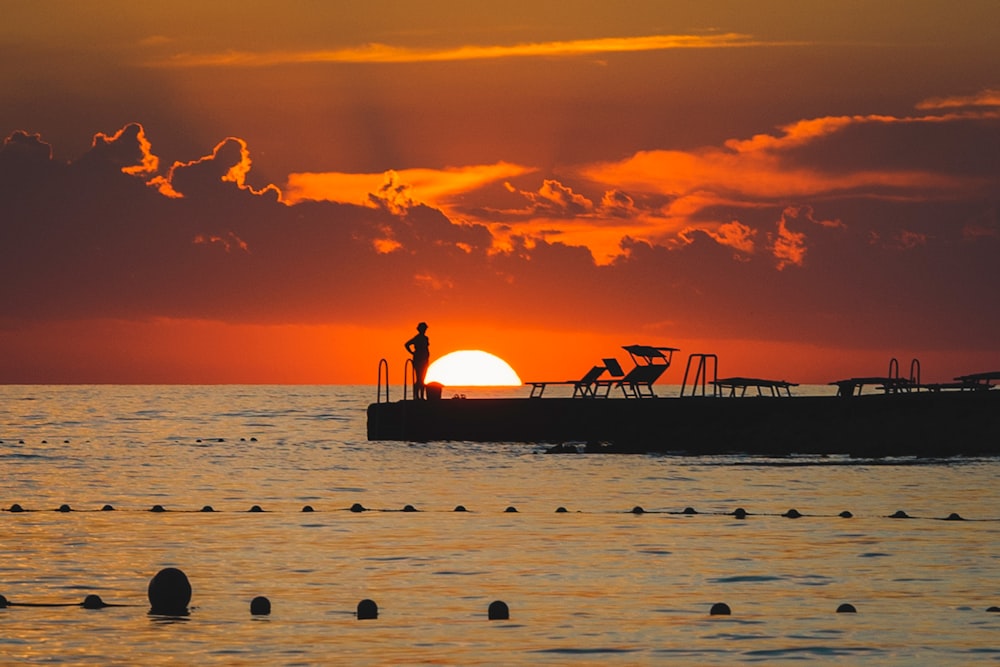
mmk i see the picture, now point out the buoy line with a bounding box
[1,502,995,521]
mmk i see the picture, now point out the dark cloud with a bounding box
[0,130,53,162]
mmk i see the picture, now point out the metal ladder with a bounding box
[681,353,719,397]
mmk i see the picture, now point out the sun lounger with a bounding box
[528,365,607,398]
[713,377,798,397]
[615,345,679,398]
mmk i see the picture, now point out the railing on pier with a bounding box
[681,353,719,397]
[402,359,415,401]
[376,358,390,404]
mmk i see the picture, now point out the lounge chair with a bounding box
[528,365,607,398]
[615,345,679,398]
[592,358,625,397]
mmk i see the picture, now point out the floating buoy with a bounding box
[250,596,271,615]
[732,508,748,519]
[889,510,910,519]
[150,505,166,513]
[402,504,417,512]
[488,600,509,620]
[839,510,853,518]
[682,507,697,515]
[987,606,1000,612]
[9,503,24,513]
[350,503,366,513]
[357,599,378,620]
[836,603,857,613]
[148,567,191,615]
[302,505,314,512]
[249,505,263,513]
[0,594,8,608]
[710,602,731,616]
[200,505,215,512]
[944,512,964,521]
[555,507,568,513]
[454,505,467,512]
[57,504,72,513]
[82,594,107,609]
[504,506,518,513]
[630,506,645,515]
[101,504,115,511]
[783,509,802,519]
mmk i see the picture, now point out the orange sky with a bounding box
[2,1,999,384]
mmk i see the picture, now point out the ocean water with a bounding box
[1,384,999,665]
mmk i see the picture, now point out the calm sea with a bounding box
[1,384,998,665]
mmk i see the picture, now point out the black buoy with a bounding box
[148,567,192,615]
[504,506,518,513]
[150,505,166,513]
[0,594,9,608]
[555,506,568,513]
[987,606,1000,613]
[57,504,72,513]
[732,508,748,519]
[488,600,510,620]
[839,510,853,518]
[454,505,467,512]
[82,594,108,609]
[709,602,731,616]
[200,505,215,512]
[836,603,857,613]
[9,503,25,513]
[682,507,697,515]
[250,596,271,615]
[350,503,367,513]
[249,505,263,512]
[402,504,417,512]
[783,509,802,519]
[890,510,910,519]
[302,505,314,512]
[357,599,378,619]
[101,504,115,511]
[944,512,964,521]
[630,506,645,515]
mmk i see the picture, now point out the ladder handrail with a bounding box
[376,358,390,403]
[403,359,414,401]
[681,353,719,397]
[888,357,899,380]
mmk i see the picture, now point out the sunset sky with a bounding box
[2,1,998,384]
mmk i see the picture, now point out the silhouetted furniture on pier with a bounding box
[953,371,1000,389]
[712,377,797,397]
[614,345,679,398]
[528,365,608,398]
[832,376,914,397]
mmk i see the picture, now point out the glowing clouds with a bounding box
[425,350,522,387]
[283,162,533,208]
[89,123,160,176]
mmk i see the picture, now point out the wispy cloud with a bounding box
[284,162,533,207]
[916,88,1000,109]
[146,33,795,68]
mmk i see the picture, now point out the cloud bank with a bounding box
[2,99,998,381]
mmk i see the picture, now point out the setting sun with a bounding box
[425,350,522,387]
